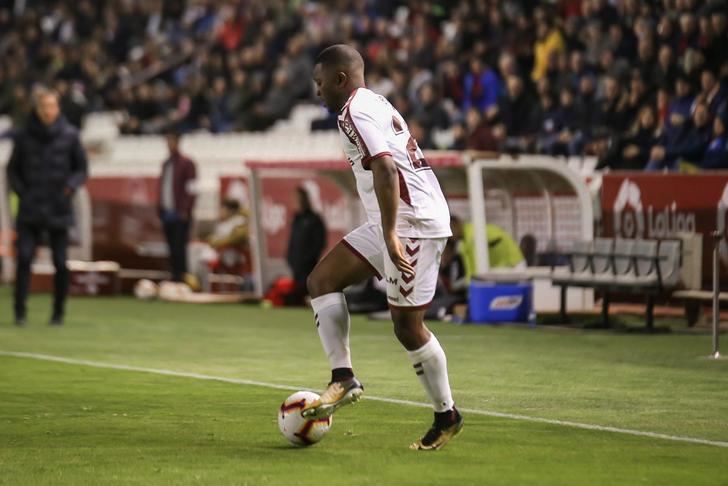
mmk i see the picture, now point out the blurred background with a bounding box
[0,0,726,326]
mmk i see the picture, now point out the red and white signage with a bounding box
[257,175,353,259]
[602,173,728,284]
[86,176,167,270]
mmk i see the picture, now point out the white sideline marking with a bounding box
[2,350,727,449]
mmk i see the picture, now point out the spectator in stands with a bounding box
[532,17,565,82]
[665,73,696,139]
[494,75,538,153]
[701,110,728,170]
[462,57,500,114]
[208,76,233,133]
[242,68,297,131]
[700,68,727,116]
[653,45,679,91]
[597,75,628,135]
[555,86,587,156]
[6,87,88,326]
[646,101,713,171]
[412,83,450,134]
[625,69,653,124]
[463,107,499,152]
[576,75,599,132]
[598,105,661,171]
[285,186,326,306]
[158,130,197,283]
[536,94,563,155]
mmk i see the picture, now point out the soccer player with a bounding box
[303,45,463,450]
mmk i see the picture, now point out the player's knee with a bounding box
[393,323,420,349]
[306,271,326,298]
[391,311,429,350]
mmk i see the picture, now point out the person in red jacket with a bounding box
[158,131,197,282]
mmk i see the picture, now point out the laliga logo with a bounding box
[718,183,728,267]
[613,179,644,238]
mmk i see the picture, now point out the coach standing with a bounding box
[158,131,196,283]
[7,88,88,326]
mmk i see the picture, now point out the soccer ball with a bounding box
[133,279,158,300]
[278,391,332,446]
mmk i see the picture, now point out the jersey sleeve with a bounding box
[346,103,392,170]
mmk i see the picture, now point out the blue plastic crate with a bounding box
[468,281,533,324]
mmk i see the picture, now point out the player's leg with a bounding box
[390,306,462,450]
[385,237,462,450]
[303,224,384,418]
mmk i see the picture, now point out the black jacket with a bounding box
[7,114,88,229]
[286,210,326,284]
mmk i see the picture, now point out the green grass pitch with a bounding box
[1,288,727,485]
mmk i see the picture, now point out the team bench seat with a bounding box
[552,238,683,329]
[672,290,728,326]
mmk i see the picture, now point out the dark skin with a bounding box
[309,45,430,350]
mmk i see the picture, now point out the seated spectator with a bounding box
[625,70,653,124]
[597,75,628,135]
[549,86,588,156]
[450,216,526,277]
[412,83,450,133]
[700,68,727,116]
[576,75,599,131]
[188,199,251,292]
[462,57,500,113]
[700,111,728,170]
[536,94,563,154]
[463,108,499,152]
[646,101,713,171]
[241,68,297,131]
[598,105,661,171]
[532,17,565,82]
[208,77,234,133]
[652,45,678,91]
[494,75,538,153]
[665,73,696,139]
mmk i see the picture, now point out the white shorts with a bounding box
[342,223,447,309]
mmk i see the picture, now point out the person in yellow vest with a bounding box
[532,19,565,82]
[450,216,526,278]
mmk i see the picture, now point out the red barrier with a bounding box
[256,175,352,259]
[86,177,167,270]
[601,173,728,286]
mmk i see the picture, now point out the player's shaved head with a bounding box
[313,44,366,112]
[315,44,365,75]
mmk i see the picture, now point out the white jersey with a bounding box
[336,88,452,239]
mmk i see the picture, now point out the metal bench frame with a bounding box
[552,238,683,330]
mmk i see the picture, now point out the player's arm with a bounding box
[371,156,414,277]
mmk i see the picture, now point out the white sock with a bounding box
[311,292,352,370]
[407,334,455,412]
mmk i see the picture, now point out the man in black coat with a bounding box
[6,88,88,326]
[285,186,326,305]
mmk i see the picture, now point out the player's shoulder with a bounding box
[348,88,391,119]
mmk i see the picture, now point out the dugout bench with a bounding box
[552,238,683,330]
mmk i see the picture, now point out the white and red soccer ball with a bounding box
[278,391,332,446]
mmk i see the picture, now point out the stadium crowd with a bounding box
[0,0,727,170]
